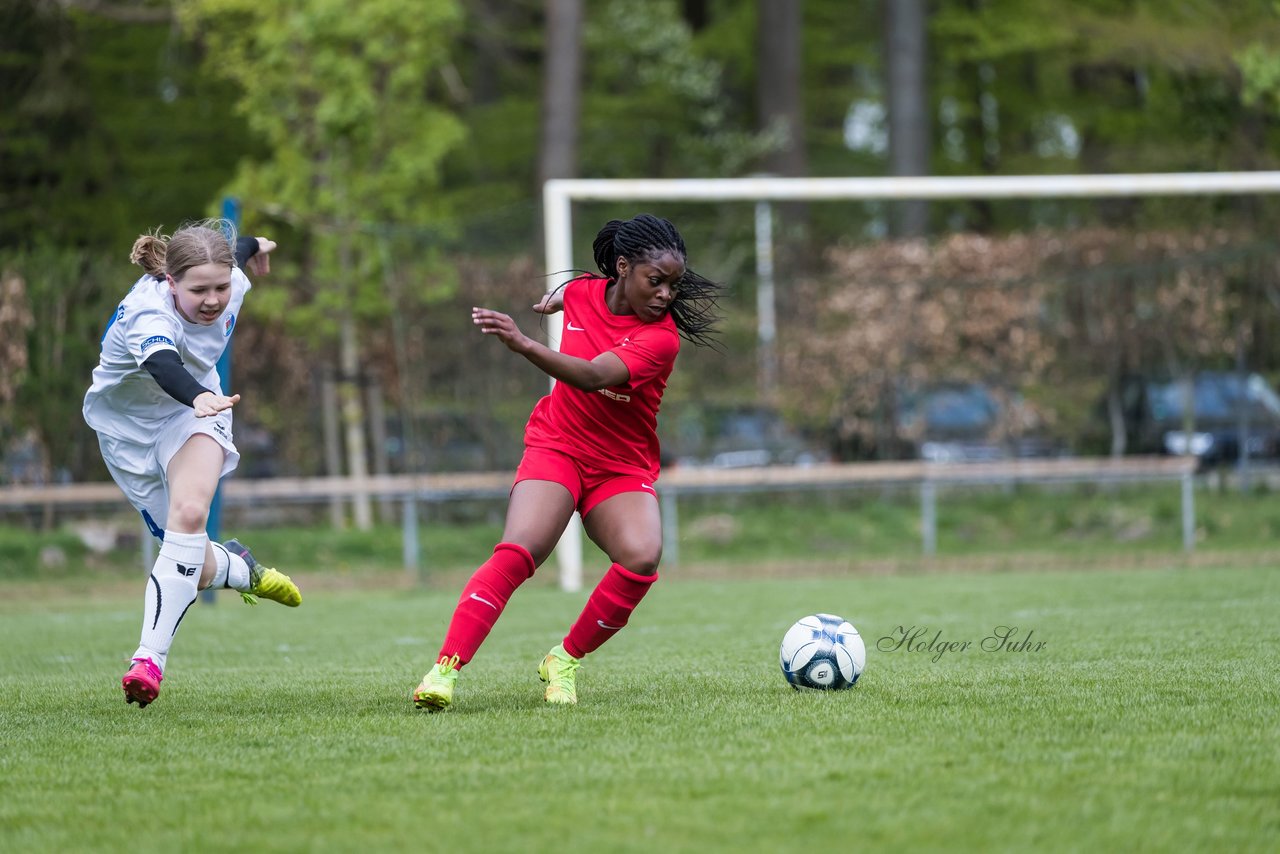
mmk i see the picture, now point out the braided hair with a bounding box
[586,214,724,349]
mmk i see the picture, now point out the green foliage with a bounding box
[928,0,1280,231]
[1238,3,1280,110]
[9,0,1280,478]
[580,1,774,178]
[0,566,1276,850]
[177,0,468,340]
[0,2,251,251]
[0,245,130,480]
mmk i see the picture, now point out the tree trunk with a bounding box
[883,0,929,237]
[319,366,345,528]
[1107,382,1128,458]
[757,0,808,266]
[537,0,583,190]
[367,373,391,520]
[338,313,373,531]
[752,0,803,180]
[959,0,996,231]
[337,229,373,531]
[681,0,710,31]
[758,0,806,179]
[1070,63,1142,225]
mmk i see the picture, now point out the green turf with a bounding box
[1,564,1277,852]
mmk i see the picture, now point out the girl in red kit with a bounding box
[413,213,723,709]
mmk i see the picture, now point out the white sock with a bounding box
[133,530,207,672]
[210,541,252,592]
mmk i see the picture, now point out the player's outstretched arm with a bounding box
[472,306,628,391]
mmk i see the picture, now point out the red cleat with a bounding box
[122,657,163,708]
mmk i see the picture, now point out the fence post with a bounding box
[660,486,679,569]
[1181,472,1196,553]
[921,479,937,556]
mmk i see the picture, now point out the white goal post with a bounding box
[542,171,1280,591]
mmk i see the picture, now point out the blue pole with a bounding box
[204,196,240,603]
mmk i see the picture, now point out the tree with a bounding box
[758,0,807,181]
[1239,2,1280,112]
[0,1,250,251]
[179,0,467,529]
[538,0,584,189]
[883,0,930,237]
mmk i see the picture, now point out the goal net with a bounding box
[543,172,1280,590]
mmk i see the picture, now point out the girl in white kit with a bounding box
[84,219,302,708]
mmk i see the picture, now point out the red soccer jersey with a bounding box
[523,276,681,479]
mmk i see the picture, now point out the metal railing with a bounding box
[1,456,1199,589]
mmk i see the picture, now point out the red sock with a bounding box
[437,543,535,666]
[562,563,657,659]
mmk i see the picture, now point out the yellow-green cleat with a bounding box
[538,644,581,705]
[225,539,302,607]
[414,654,460,712]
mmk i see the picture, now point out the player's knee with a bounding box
[167,499,209,533]
[617,547,661,576]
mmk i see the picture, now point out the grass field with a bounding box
[1,561,1277,852]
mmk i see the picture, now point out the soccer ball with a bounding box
[779,613,866,690]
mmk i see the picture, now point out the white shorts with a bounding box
[97,409,239,538]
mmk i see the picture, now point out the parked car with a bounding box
[895,382,1067,463]
[384,411,521,473]
[666,405,828,469]
[1114,371,1280,466]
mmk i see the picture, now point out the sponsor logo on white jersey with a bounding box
[140,335,175,354]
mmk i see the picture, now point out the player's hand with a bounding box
[472,307,529,351]
[246,238,277,276]
[532,289,563,314]
[193,391,240,417]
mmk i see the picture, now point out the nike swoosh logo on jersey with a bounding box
[566,321,585,331]
[597,620,624,631]
[640,483,656,493]
[469,592,498,610]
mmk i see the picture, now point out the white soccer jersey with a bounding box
[83,269,251,444]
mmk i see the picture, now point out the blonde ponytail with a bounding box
[129,230,169,278]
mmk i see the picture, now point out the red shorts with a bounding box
[514,446,658,517]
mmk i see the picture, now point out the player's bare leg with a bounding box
[414,480,575,710]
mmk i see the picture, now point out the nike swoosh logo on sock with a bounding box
[597,620,623,631]
[469,593,498,610]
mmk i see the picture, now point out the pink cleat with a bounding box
[122,657,163,708]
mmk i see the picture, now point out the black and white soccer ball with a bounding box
[780,613,866,690]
